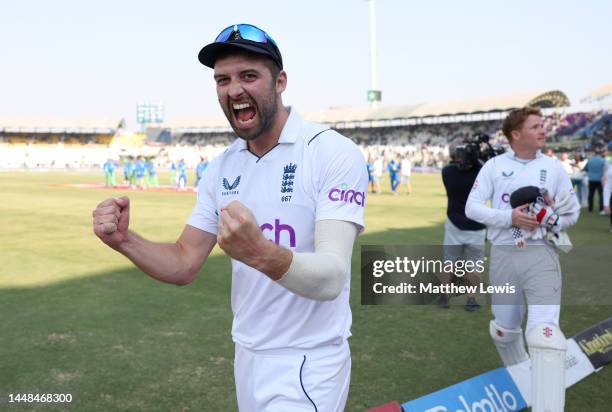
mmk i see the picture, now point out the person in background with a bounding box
[103,157,117,188]
[177,159,187,191]
[440,139,485,311]
[584,147,606,214]
[169,160,177,186]
[560,153,573,176]
[466,107,580,412]
[135,155,147,189]
[147,158,159,188]
[123,156,134,186]
[372,156,383,194]
[367,155,375,193]
[195,156,209,189]
[400,155,412,195]
[570,153,586,207]
[387,159,400,195]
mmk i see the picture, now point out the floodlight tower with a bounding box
[136,102,164,132]
[367,0,381,107]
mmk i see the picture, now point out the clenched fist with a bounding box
[218,200,268,265]
[92,196,130,249]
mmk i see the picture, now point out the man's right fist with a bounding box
[92,197,130,248]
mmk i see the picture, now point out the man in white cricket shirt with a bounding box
[92,24,367,411]
[466,107,580,412]
[604,148,612,230]
[400,155,412,195]
[372,156,383,194]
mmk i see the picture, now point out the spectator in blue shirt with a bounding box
[123,156,135,186]
[135,155,147,189]
[177,159,187,191]
[146,158,159,188]
[169,161,177,186]
[195,156,209,188]
[584,149,606,212]
[387,159,400,194]
[366,156,374,193]
[103,158,116,187]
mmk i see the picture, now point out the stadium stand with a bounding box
[1,88,610,170]
[0,116,124,144]
[158,90,570,147]
[0,116,124,168]
[581,83,612,104]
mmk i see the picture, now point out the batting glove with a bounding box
[530,202,559,229]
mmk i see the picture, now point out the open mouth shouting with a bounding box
[232,102,257,128]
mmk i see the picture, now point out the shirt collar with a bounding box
[236,106,299,151]
[506,146,542,162]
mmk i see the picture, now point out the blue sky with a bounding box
[1,0,610,129]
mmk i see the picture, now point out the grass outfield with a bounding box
[1,171,610,411]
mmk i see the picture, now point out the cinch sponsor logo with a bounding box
[328,183,366,206]
[260,219,296,247]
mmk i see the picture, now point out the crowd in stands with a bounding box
[543,111,599,140]
[1,109,610,173]
[173,131,235,146]
[338,120,501,146]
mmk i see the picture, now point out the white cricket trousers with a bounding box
[489,245,562,335]
[234,340,351,412]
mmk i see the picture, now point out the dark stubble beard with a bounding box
[222,85,279,142]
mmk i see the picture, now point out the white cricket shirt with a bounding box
[372,159,383,177]
[188,108,368,350]
[465,148,580,246]
[400,159,412,177]
[603,164,612,208]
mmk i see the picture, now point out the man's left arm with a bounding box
[277,131,368,299]
[218,202,357,301]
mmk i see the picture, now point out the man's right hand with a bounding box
[511,203,538,231]
[93,197,130,249]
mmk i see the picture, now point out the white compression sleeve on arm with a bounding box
[276,219,358,301]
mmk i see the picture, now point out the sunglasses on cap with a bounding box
[215,24,278,47]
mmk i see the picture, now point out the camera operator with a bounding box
[439,135,500,310]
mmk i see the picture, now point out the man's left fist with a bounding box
[217,200,267,265]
